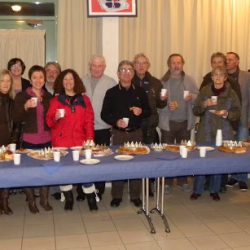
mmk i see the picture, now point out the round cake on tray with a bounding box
[117,142,150,155]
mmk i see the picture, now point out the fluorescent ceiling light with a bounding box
[11,5,22,12]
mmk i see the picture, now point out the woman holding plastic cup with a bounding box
[191,67,241,201]
[13,65,53,213]
[46,69,97,211]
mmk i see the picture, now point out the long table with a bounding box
[0,147,249,188]
[1,147,250,233]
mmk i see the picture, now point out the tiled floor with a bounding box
[1,182,250,250]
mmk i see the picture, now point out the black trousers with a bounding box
[111,128,143,199]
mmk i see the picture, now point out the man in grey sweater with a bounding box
[83,55,117,200]
[159,53,198,192]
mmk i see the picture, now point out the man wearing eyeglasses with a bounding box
[101,60,151,208]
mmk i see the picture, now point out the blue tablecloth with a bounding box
[0,147,249,188]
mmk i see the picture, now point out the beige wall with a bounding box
[57,0,250,84]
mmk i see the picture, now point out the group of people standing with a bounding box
[0,51,249,215]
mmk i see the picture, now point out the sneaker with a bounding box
[226,178,238,187]
[180,183,191,192]
[165,185,173,194]
[239,181,248,191]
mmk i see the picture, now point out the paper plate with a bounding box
[52,147,68,151]
[114,155,134,161]
[70,146,83,150]
[197,146,215,151]
[80,158,100,165]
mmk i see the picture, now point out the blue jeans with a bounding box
[193,175,221,194]
[231,125,249,182]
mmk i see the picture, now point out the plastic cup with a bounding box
[85,149,92,160]
[72,150,80,161]
[183,90,190,99]
[161,88,167,97]
[13,153,21,165]
[211,96,218,105]
[199,147,206,158]
[31,97,38,107]
[53,151,60,162]
[9,143,16,153]
[57,109,65,118]
[180,147,188,158]
[122,117,129,127]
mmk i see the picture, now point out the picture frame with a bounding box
[87,0,137,17]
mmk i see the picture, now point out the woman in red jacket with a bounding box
[46,69,97,211]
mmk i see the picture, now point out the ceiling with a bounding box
[0,2,54,16]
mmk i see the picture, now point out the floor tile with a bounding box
[219,232,250,248]
[55,234,90,249]
[22,236,55,250]
[88,231,122,247]
[189,235,229,249]
[118,229,154,244]
[125,241,161,250]
[157,238,196,250]
[0,237,22,250]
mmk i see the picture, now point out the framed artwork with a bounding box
[87,0,137,17]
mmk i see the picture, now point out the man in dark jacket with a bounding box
[133,53,167,196]
[101,60,151,208]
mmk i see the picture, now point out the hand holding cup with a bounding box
[55,109,65,121]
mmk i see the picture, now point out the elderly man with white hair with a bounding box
[82,55,117,201]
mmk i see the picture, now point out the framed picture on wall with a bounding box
[87,0,137,17]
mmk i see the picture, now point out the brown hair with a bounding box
[161,53,185,82]
[28,65,46,80]
[117,60,134,72]
[210,52,226,65]
[226,52,240,60]
[7,58,26,75]
[53,69,86,95]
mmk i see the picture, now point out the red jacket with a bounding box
[46,94,94,147]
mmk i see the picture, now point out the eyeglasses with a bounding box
[119,68,134,74]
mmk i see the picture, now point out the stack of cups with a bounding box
[180,145,188,158]
[215,129,223,146]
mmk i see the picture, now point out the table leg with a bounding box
[138,178,156,234]
[150,177,171,233]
